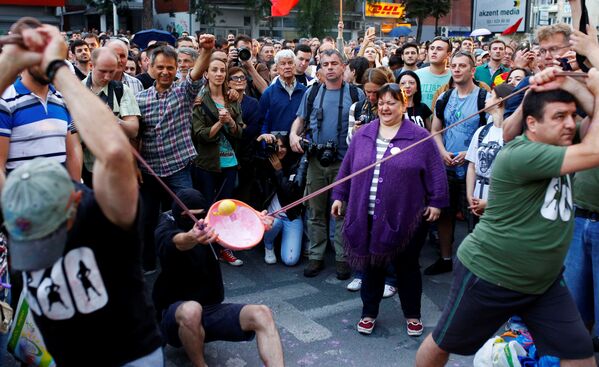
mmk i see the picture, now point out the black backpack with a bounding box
[435,87,487,128]
[86,78,124,116]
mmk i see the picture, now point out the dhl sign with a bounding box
[365,2,405,18]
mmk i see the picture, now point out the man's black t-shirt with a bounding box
[152,213,225,316]
[23,183,161,367]
[295,73,311,86]
[405,102,433,130]
[136,72,155,90]
[74,66,87,81]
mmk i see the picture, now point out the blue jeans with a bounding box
[192,167,237,204]
[140,164,193,270]
[264,216,303,266]
[564,215,599,336]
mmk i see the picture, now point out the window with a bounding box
[244,16,251,26]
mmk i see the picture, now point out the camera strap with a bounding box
[316,83,345,146]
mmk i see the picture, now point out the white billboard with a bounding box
[472,0,527,33]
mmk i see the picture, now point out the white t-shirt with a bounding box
[465,123,504,200]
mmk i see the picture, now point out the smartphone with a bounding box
[559,57,572,71]
[367,26,375,36]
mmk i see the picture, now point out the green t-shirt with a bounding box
[573,167,599,212]
[457,135,572,294]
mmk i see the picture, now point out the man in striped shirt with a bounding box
[135,36,214,273]
[0,62,82,191]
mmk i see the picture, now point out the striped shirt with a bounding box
[136,75,203,177]
[368,133,391,215]
[0,79,75,171]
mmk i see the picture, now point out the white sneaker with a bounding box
[264,248,277,264]
[346,278,362,291]
[383,284,397,298]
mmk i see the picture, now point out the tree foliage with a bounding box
[402,0,451,41]
[297,0,336,38]
[190,0,222,27]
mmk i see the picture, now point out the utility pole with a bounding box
[113,1,119,34]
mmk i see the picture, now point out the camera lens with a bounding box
[238,47,251,61]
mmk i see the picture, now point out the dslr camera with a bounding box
[236,46,252,62]
[301,139,338,167]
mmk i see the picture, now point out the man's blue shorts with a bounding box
[160,302,255,347]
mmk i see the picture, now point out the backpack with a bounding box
[305,83,360,125]
[477,122,493,146]
[435,87,487,128]
[85,78,124,116]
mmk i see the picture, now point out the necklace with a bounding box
[453,94,470,119]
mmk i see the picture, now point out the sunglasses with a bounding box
[230,75,247,81]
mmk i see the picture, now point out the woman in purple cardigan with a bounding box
[331,83,449,337]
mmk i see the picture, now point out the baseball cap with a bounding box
[2,158,75,271]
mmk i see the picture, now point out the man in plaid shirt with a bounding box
[136,34,214,273]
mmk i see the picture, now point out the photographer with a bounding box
[290,49,365,279]
[256,133,306,266]
[228,34,268,98]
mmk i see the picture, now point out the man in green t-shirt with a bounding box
[416,68,599,367]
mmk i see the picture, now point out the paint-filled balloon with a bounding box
[216,199,237,216]
[206,199,265,250]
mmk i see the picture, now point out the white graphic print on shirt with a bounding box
[24,247,108,320]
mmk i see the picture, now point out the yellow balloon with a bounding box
[218,199,237,216]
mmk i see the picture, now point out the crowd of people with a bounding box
[0,4,598,365]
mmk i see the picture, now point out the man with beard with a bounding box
[70,40,91,80]
[474,39,510,87]
[0,30,82,190]
[394,42,419,78]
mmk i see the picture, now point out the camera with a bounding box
[300,139,338,167]
[264,141,279,156]
[237,47,252,62]
[316,140,338,167]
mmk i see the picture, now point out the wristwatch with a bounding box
[45,59,69,83]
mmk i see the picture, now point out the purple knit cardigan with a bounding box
[332,119,449,270]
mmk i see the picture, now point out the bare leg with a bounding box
[239,305,284,366]
[176,301,208,367]
[416,334,449,367]
[561,357,597,367]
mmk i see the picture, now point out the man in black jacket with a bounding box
[152,188,284,367]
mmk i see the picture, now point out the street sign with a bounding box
[365,2,405,19]
[472,0,527,33]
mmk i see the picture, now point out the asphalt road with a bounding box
[6,220,596,366]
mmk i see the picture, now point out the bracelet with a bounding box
[45,60,69,83]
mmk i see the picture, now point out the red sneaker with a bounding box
[357,318,376,335]
[407,319,423,336]
[219,249,243,266]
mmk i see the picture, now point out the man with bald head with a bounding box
[81,47,140,186]
[106,39,144,95]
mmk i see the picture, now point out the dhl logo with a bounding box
[366,2,405,18]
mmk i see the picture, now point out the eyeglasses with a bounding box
[538,45,569,56]
[230,75,247,81]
